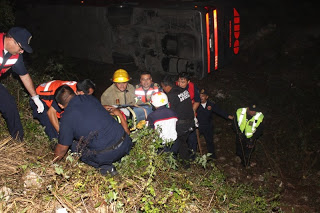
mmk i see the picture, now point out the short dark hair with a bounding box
[140,70,152,76]
[55,85,75,106]
[178,72,191,81]
[76,79,95,94]
[161,75,175,87]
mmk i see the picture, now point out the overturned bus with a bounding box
[18,0,240,79]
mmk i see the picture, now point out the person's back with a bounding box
[55,86,132,176]
[36,80,78,108]
[147,91,178,144]
[60,95,124,150]
[31,79,95,140]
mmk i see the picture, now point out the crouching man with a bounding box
[53,85,132,176]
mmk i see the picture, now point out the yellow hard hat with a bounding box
[112,69,130,83]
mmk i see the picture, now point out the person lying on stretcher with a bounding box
[103,103,153,133]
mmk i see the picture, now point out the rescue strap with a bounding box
[39,95,54,100]
[126,107,137,131]
[94,131,127,154]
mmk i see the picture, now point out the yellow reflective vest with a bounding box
[236,108,264,138]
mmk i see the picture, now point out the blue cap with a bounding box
[7,27,33,53]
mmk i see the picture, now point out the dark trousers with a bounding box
[74,134,133,172]
[199,124,215,158]
[0,83,23,140]
[235,135,255,166]
[29,99,58,140]
[187,130,198,154]
[175,120,194,161]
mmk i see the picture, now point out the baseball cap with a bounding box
[199,88,208,95]
[7,27,33,53]
[248,103,259,111]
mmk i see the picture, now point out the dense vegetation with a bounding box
[0,59,281,212]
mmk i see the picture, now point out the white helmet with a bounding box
[151,92,168,107]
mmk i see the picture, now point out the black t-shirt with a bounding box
[166,86,194,121]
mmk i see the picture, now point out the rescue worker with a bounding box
[30,79,95,140]
[0,27,44,140]
[233,103,264,167]
[135,71,160,103]
[177,72,201,157]
[147,92,178,145]
[197,89,233,159]
[161,75,194,168]
[101,69,136,106]
[53,85,132,176]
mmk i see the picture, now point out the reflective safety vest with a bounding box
[0,33,20,77]
[36,80,77,117]
[236,108,264,138]
[135,83,159,103]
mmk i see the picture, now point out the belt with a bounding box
[95,132,127,154]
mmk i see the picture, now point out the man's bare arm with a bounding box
[193,102,200,115]
[104,105,130,135]
[19,74,37,97]
[53,144,69,162]
[113,108,130,135]
[48,106,59,132]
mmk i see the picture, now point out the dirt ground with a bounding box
[59,1,319,212]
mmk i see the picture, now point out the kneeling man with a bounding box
[53,85,132,176]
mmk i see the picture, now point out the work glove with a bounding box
[194,117,199,127]
[31,95,44,113]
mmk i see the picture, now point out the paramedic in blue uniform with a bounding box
[161,75,194,168]
[30,79,95,140]
[0,27,44,140]
[197,89,233,159]
[53,85,132,176]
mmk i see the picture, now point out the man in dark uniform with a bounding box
[0,27,44,140]
[53,85,132,176]
[30,79,95,140]
[161,75,194,168]
[197,89,233,159]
